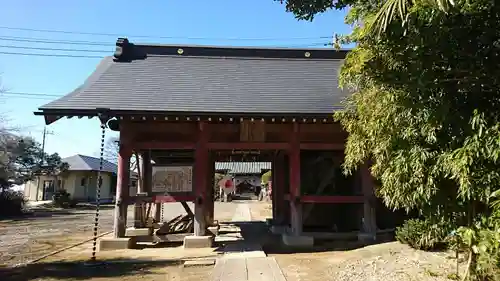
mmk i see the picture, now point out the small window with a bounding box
[80,178,86,186]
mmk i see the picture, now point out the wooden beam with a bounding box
[301,195,364,204]
[153,195,195,203]
[194,121,209,236]
[134,141,196,150]
[43,115,62,125]
[283,195,364,204]
[300,143,344,150]
[207,142,290,150]
[361,163,377,239]
[114,144,131,238]
[289,122,302,235]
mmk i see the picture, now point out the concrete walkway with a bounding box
[212,203,287,281]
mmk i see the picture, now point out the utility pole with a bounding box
[40,126,54,165]
[36,126,53,200]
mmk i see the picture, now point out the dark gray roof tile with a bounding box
[38,41,349,115]
[62,154,118,174]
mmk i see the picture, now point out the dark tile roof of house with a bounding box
[36,38,350,118]
[62,154,118,174]
[215,162,271,175]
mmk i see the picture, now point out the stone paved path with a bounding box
[212,203,287,281]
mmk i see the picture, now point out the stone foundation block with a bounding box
[358,232,377,243]
[99,238,133,251]
[183,235,213,249]
[125,227,151,237]
[207,226,219,236]
[270,225,287,235]
[282,234,314,247]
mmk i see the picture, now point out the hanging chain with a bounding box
[161,202,164,222]
[90,121,106,262]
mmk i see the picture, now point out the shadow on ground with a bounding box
[0,258,182,281]
[264,230,396,254]
[214,220,396,255]
[0,204,115,222]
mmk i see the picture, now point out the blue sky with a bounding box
[0,0,350,158]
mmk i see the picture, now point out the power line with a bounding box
[3,91,62,97]
[0,25,331,41]
[0,35,114,46]
[0,42,329,54]
[0,44,111,53]
[1,95,56,100]
[1,92,63,100]
[0,35,330,49]
[0,51,103,58]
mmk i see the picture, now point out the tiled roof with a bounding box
[37,39,349,116]
[215,162,271,175]
[62,154,118,174]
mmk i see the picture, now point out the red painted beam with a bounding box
[300,143,344,150]
[301,195,364,204]
[153,195,195,203]
[283,195,364,203]
[134,141,196,150]
[207,142,290,150]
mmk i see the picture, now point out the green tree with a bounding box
[277,0,500,279]
[0,133,68,189]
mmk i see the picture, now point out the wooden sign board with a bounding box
[240,120,266,142]
[152,165,193,193]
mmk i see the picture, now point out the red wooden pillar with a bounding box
[205,151,215,226]
[273,151,286,225]
[361,162,377,240]
[114,143,131,238]
[271,154,277,221]
[289,123,303,235]
[194,121,209,236]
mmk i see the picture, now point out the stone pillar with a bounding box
[194,121,208,236]
[289,123,303,235]
[360,162,377,241]
[113,144,131,238]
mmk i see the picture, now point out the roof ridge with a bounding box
[147,54,339,61]
[113,38,348,62]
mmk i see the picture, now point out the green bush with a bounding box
[52,189,75,208]
[0,189,26,216]
[396,218,451,251]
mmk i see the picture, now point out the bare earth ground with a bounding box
[0,202,237,267]
[1,200,467,281]
[0,201,240,281]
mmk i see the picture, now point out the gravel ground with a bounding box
[250,201,463,281]
[273,242,465,281]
